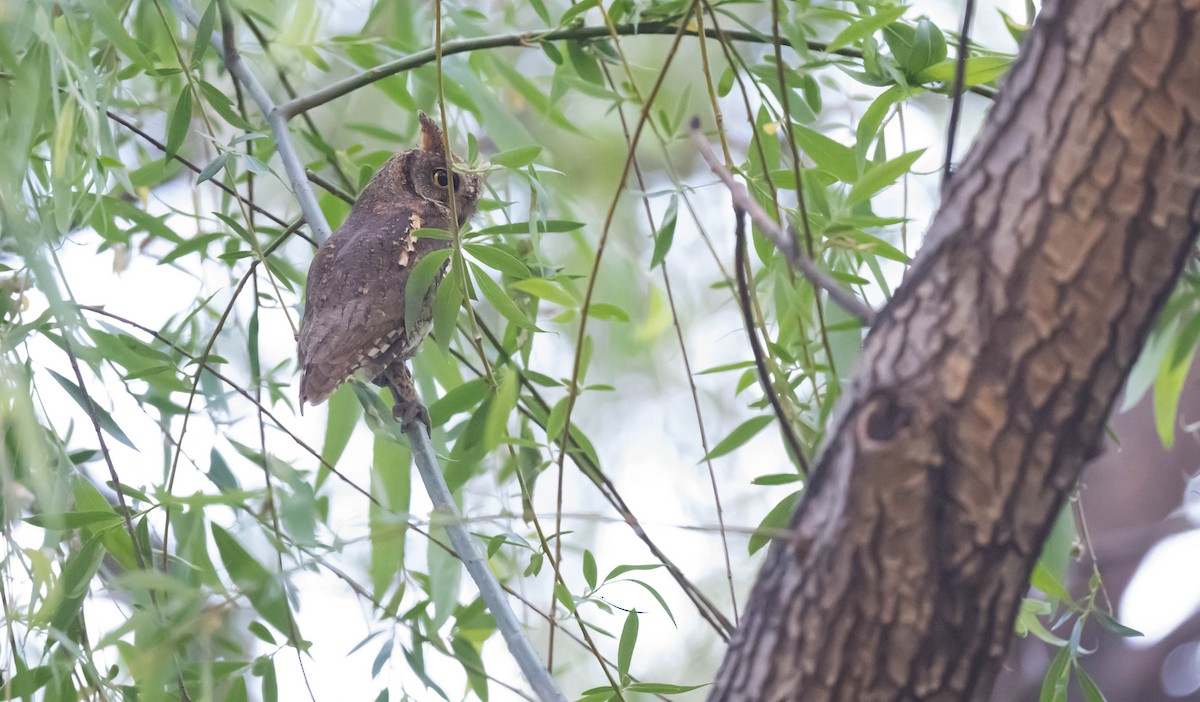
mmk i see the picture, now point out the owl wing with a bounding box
[298,207,432,406]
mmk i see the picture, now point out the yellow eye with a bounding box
[433,169,449,187]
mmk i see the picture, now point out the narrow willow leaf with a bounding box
[649,195,678,269]
[1075,666,1108,702]
[826,6,908,52]
[1153,342,1194,448]
[588,303,629,322]
[509,277,577,307]
[472,220,584,236]
[47,370,138,451]
[464,243,530,279]
[24,511,123,530]
[703,416,775,461]
[490,145,543,169]
[211,525,296,641]
[430,378,490,427]
[79,0,154,69]
[845,149,926,207]
[918,57,1013,85]
[166,90,193,159]
[403,248,452,333]
[618,610,639,681]
[470,263,541,331]
[748,491,801,555]
[793,124,858,183]
[191,0,218,64]
[582,550,597,590]
[1038,646,1071,702]
[433,267,462,354]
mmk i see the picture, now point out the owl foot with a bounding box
[393,399,431,434]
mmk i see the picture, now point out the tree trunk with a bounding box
[710,0,1200,699]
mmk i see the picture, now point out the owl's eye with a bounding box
[433,169,464,190]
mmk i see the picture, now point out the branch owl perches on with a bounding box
[297,113,483,429]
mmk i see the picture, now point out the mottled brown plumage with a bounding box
[298,114,482,428]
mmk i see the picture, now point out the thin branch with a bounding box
[942,0,978,187]
[689,119,877,325]
[734,208,810,472]
[405,426,567,702]
[104,110,318,247]
[278,20,996,120]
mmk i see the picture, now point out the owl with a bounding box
[298,113,483,429]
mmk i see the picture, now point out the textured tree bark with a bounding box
[710,0,1200,700]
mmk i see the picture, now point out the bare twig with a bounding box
[942,0,978,187]
[734,208,810,472]
[689,119,877,325]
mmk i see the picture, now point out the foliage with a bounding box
[0,0,1159,700]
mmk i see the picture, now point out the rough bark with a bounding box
[710,0,1200,699]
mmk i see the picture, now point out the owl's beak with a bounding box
[418,112,444,152]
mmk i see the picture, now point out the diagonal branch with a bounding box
[689,119,877,325]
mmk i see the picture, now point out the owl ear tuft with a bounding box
[418,112,444,152]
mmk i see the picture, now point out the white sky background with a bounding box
[6,0,1200,700]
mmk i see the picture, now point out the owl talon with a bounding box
[394,400,431,434]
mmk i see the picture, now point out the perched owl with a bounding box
[298,113,483,429]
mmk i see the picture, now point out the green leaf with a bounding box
[47,369,138,451]
[166,89,194,159]
[403,248,453,333]
[588,303,629,322]
[1093,610,1143,638]
[1075,666,1108,702]
[432,266,463,355]
[49,538,106,632]
[583,550,597,590]
[793,124,858,183]
[451,637,488,701]
[826,6,908,52]
[191,0,218,64]
[617,609,639,681]
[465,244,531,279]
[79,0,154,69]
[1038,646,1071,702]
[1153,340,1194,448]
[24,511,123,530]
[196,153,229,185]
[322,384,361,469]
[429,378,490,427]
[918,57,1014,85]
[211,524,298,642]
[748,491,801,555]
[751,473,803,486]
[907,19,947,74]
[1030,562,1073,603]
[509,278,577,307]
[845,149,926,207]
[650,195,678,269]
[199,81,256,131]
[490,146,543,169]
[603,563,663,582]
[470,263,541,331]
[472,220,584,236]
[559,0,598,25]
[704,416,775,461]
[626,683,709,694]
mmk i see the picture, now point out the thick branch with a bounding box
[712,0,1200,699]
